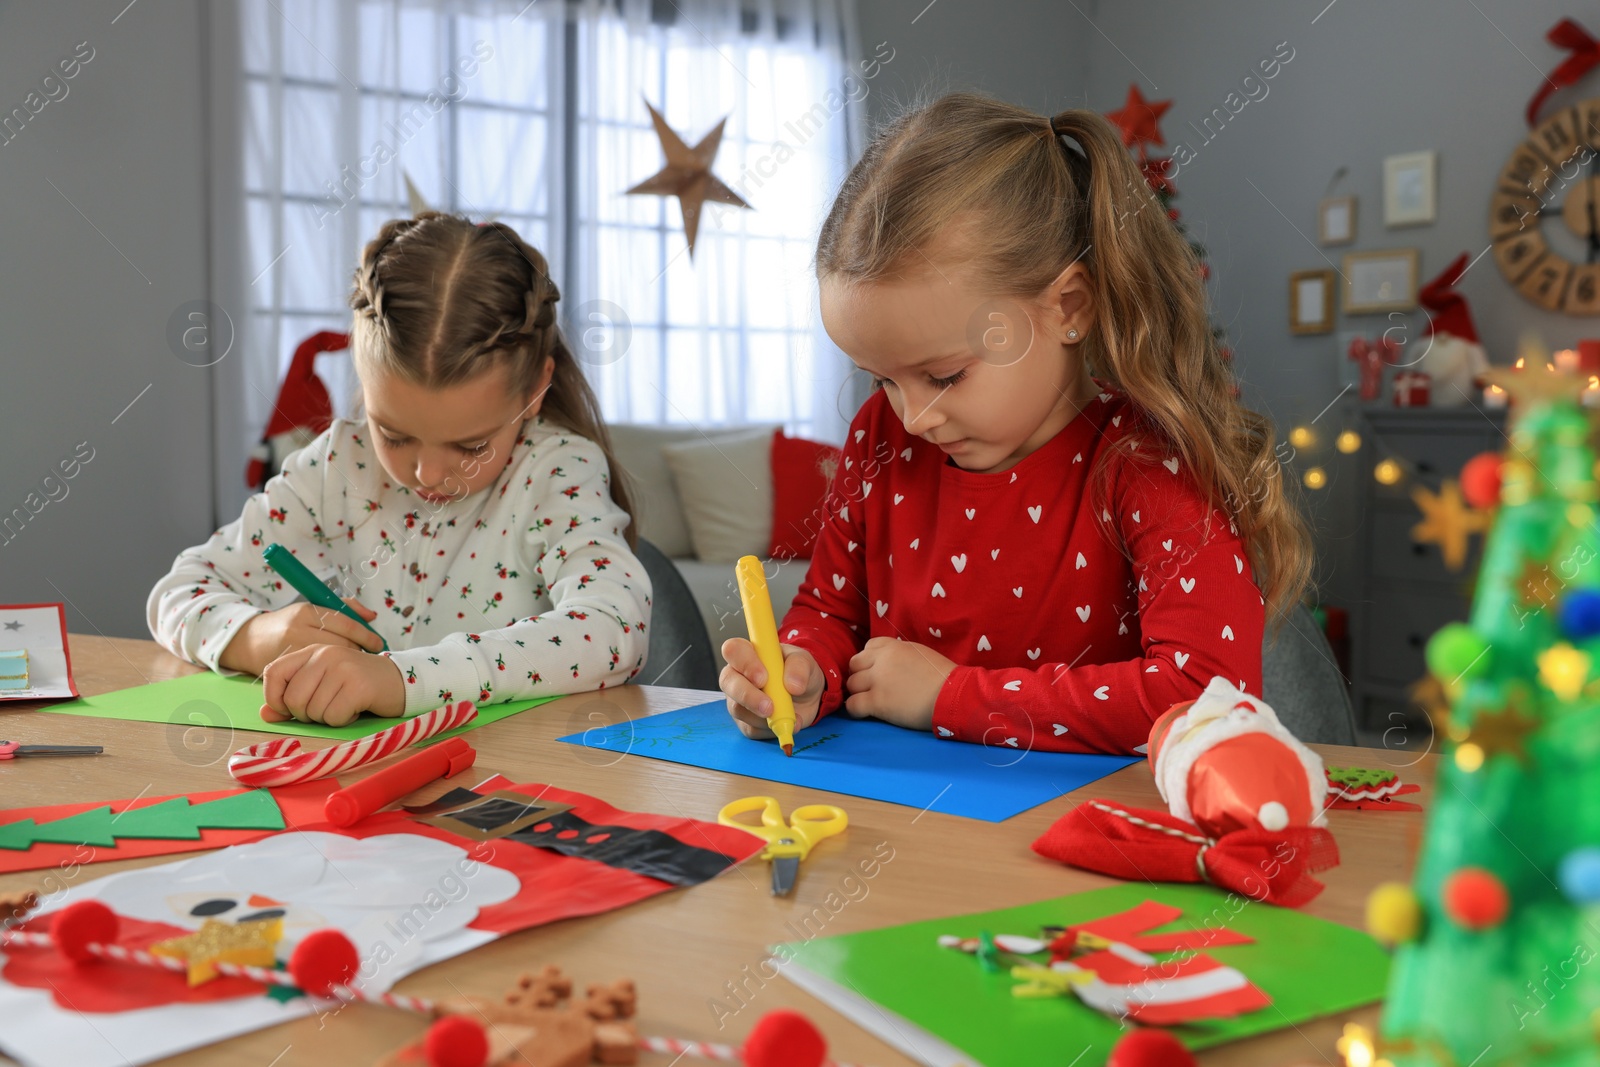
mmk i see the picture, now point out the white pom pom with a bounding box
[1257,801,1289,832]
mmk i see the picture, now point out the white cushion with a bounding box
[605,423,721,558]
[661,427,777,563]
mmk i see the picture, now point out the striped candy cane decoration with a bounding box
[639,1036,869,1067]
[7,909,881,1066]
[2,928,432,1012]
[228,701,478,786]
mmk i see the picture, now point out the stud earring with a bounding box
[1067,329,1079,341]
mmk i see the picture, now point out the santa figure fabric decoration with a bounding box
[1033,678,1339,907]
[1414,252,1490,407]
[244,331,343,490]
[1146,676,1328,837]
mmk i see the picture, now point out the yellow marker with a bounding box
[736,555,796,755]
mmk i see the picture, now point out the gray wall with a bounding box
[861,0,1600,612]
[0,0,217,639]
[856,0,1091,119]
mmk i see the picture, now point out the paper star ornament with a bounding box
[625,99,750,258]
[1479,364,1589,408]
[1461,701,1539,764]
[150,917,282,986]
[1410,480,1491,571]
[1105,84,1172,150]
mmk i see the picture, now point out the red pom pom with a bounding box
[1108,1029,1197,1067]
[743,1009,827,1067]
[424,1016,488,1067]
[288,929,360,998]
[1443,867,1510,930]
[1460,452,1502,510]
[52,900,118,963]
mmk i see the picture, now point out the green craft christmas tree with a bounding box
[1347,368,1600,1066]
[0,789,284,851]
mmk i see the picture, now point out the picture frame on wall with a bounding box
[1290,269,1336,334]
[1343,248,1419,314]
[1319,196,1356,245]
[1383,151,1437,227]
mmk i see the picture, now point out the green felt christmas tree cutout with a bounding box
[1364,368,1600,1066]
[0,790,285,851]
[0,820,39,851]
[29,807,119,847]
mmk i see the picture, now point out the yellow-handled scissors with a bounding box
[717,795,848,896]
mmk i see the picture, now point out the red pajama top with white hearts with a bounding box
[778,384,1265,756]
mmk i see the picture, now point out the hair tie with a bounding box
[1048,113,1070,138]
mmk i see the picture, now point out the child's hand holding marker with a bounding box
[720,637,826,745]
[723,555,824,753]
[218,597,387,676]
[260,644,406,727]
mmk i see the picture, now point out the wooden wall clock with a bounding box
[1490,98,1600,313]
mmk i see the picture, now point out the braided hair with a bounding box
[348,212,637,548]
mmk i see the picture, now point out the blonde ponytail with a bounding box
[817,94,1311,624]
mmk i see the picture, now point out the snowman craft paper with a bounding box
[0,833,512,1067]
[0,782,762,1067]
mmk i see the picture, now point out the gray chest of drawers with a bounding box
[1352,407,1506,742]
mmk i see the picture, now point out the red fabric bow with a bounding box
[1528,18,1600,128]
[1348,335,1401,402]
[1032,799,1340,909]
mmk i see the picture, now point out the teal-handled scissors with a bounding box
[717,795,848,896]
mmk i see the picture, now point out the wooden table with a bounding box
[0,635,1431,1067]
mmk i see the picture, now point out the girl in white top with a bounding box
[148,213,651,726]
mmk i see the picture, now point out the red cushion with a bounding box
[768,430,842,560]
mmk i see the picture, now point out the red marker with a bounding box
[324,737,476,827]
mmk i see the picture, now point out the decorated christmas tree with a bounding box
[1347,366,1600,1065]
[1104,85,1237,394]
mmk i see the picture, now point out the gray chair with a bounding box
[633,537,720,692]
[1260,602,1358,745]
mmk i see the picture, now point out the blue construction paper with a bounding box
[555,699,1139,822]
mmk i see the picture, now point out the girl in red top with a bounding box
[719,94,1311,755]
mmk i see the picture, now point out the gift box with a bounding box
[0,650,27,691]
[1393,370,1431,407]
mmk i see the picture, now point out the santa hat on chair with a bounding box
[244,331,345,490]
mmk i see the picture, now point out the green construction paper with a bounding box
[0,820,39,851]
[106,797,204,840]
[183,789,286,831]
[29,806,119,847]
[42,671,559,740]
[776,883,1390,1067]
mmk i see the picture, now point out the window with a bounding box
[240,0,857,447]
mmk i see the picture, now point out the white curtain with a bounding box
[567,0,860,444]
[233,0,861,481]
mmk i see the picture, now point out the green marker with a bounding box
[262,542,387,651]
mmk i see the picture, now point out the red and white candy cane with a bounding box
[228,701,477,786]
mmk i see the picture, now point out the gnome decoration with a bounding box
[1415,252,1490,407]
[1032,678,1339,907]
[244,331,343,490]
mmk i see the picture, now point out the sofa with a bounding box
[607,423,820,680]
